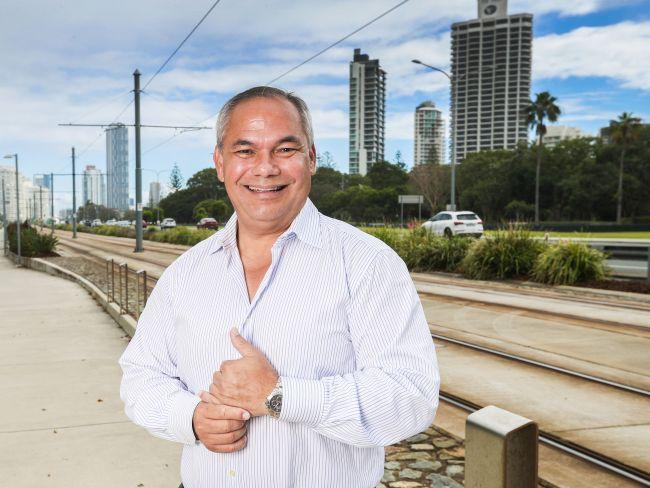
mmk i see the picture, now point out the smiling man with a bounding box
[119,86,440,488]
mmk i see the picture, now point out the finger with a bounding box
[205,434,248,454]
[199,390,219,405]
[204,402,251,421]
[200,419,245,435]
[203,425,247,445]
[230,327,257,357]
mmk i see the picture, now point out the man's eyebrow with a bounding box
[276,135,303,145]
[231,139,254,147]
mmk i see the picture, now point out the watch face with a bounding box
[484,5,497,15]
[270,394,282,413]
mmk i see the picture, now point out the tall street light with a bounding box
[142,168,170,224]
[3,153,21,263]
[412,59,457,211]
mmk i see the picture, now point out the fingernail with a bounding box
[231,327,239,336]
[242,411,250,420]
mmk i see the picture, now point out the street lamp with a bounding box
[142,168,170,224]
[412,59,457,211]
[3,153,21,263]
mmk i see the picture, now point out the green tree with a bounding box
[186,168,227,201]
[524,91,561,224]
[609,112,642,223]
[367,161,408,191]
[316,151,336,169]
[169,163,184,192]
[193,199,231,221]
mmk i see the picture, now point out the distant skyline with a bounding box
[1,0,649,212]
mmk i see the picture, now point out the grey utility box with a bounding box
[465,405,538,488]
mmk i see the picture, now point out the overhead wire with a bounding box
[141,0,411,155]
[142,0,223,91]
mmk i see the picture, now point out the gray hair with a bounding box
[215,86,314,149]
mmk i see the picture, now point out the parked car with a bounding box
[422,211,484,238]
[105,219,118,226]
[91,219,102,227]
[161,218,177,230]
[80,219,92,227]
[116,220,132,227]
[197,217,219,230]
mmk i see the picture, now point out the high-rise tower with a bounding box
[106,123,129,211]
[349,48,386,175]
[82,165,105,206]
[414,101,445,165]
[450,0,532,164]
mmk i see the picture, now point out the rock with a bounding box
[424,427,436,436]
[406,433,429,443]
[426,473,463,488]
[408,460,442,471]
[412,443,435,451]
[377,484,387,488]
[384,461,401,470]
[389,482,423,488]
[440,446,465,458]
[382,470,396,483]
[446,460,464,465]
[386,445,410,455]
[388,452,432,461]
[399,468,422,480]
[445,464,464,476]
[432,438,456,449]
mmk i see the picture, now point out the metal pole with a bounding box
[647,246,650,283]
[33,193,36,221]
[50,173,54,235]
[72,147,77,238]
[1,177,7,255]
[39,185,43,227]
[450,74,457,211]
[400,201,404,228]
[134,69,144,252]
[14,154,21,263]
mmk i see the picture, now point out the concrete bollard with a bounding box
[465,405,538,488]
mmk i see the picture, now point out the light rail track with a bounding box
[439,391,650,486]
[431,332,650,397]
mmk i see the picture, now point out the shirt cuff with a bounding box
[168,390,202,445]
[279,376,325,426]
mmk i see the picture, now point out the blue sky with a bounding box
[1,0,649,213]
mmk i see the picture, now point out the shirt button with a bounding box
[228,470,236,477]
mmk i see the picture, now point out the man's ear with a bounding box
[213,145,225,182]
[309,144,317,175]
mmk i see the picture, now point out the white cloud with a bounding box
[534,21,650,90]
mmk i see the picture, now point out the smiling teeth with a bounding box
[248,186,283,192]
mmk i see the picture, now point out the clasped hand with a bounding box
[193,328,279,453]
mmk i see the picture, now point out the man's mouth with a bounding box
[244,184,288,193]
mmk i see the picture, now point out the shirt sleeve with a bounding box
[119,267,200,445]
[279,248,440,447]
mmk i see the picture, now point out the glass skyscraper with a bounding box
[106,123,129,211]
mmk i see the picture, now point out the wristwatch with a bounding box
[265,378,283,418]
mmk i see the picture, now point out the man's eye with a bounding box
[277,147,298,154]
[235,149,254,156]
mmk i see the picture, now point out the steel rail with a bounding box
[439,391,650,485]
[431,332,650,397]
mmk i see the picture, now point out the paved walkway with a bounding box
[0,256,180,487]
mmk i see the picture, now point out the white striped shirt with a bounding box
[119,198,440,488]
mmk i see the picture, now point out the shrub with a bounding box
[7,222,58,257]
[461,227,544,280]
[532,241,608,285]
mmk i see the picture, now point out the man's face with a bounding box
[213,96,316,233]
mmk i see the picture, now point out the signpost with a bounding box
[398,195,424,228]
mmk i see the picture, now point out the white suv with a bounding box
[161,218,177,230]
[422,211,483,238]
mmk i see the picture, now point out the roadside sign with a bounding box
[398,195,423,204]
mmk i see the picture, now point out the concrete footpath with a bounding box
[0,256,180,487]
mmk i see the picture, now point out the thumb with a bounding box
[230,327,257,357]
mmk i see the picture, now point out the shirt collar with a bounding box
[209,198,322,254]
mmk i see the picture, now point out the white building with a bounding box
[349,48,386,175]
[82,165,105,206]
[451,0,532,163]
[541,125,586,148]
[414,101,445,165]
[0,166,51,223]
[149,181,161,207]
[106,123,129,210]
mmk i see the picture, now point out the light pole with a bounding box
[3,153,21,263]
[142,168,169,224]
[412,59,457,211]
[2,176,7,255]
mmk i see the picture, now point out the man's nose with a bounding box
[252,151,281,177]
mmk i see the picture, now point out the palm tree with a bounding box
[524,92,561,224]
[609,112,642,224]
